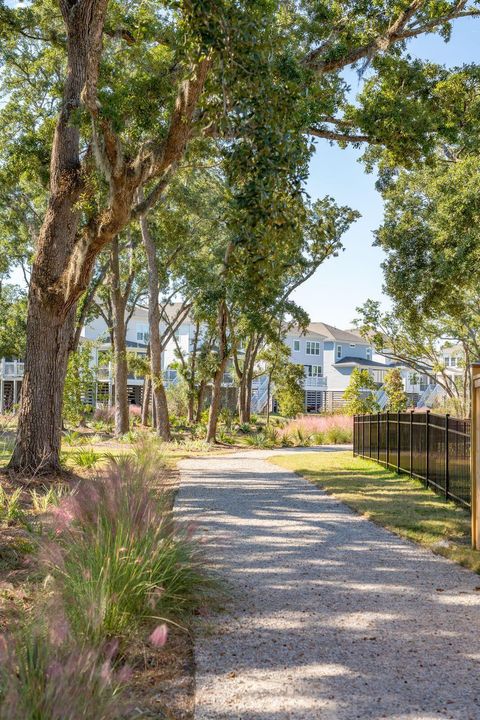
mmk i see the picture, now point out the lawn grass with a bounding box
[269,451,480,574]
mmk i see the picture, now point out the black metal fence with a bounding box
[353,412,471,509]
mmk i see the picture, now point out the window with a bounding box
[136,324,149,343]
[443,356,450,367]
[293,340,300,352]
[366,347,372,359]
[306,341,321,355]
[450,357,457,367]
[304,365,322,377]
[337,345,342,359]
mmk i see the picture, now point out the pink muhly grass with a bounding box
[44,456,214,644]
[0,630,130,720]
[279,414,353,444]
[149,624,168,648]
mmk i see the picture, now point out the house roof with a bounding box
[137,301,194,325]
[309,322,368,344]
[334,356,391,369]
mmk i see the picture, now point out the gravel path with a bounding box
[177,449,480,720]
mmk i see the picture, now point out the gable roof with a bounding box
[334,356,390,368]
[308,322,368,344]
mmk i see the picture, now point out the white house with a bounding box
[0,304,440,413]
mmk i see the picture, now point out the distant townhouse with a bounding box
[0,306,442,414]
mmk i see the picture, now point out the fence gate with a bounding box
[471,363,480,549]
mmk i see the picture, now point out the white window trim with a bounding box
[293,340,300,352]
[306,341,321,356]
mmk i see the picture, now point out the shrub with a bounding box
[0,630,127,720]
[46,458,213,644]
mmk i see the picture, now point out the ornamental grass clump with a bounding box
[279,415,353,445]
[0,629,127,720]
[46,457,212,645]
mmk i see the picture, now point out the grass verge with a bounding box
[269,451,480,573]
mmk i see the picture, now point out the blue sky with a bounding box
[293,17,480,329]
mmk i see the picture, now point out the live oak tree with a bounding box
[2,0,479,470]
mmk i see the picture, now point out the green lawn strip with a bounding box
[269,451,480,574]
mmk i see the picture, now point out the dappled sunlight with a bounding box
[177,449,480,719]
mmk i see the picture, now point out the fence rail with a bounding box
[353,412,471,509]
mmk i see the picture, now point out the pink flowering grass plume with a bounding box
[279,414,353,445]
[149,624,168,648]
[44,455,216,645]
[0,628,130,720]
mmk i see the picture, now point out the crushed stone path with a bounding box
[177,449,480,720]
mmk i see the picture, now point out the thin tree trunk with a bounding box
[187,320,200,424]
[196,380,206,423]
[238,377,248,423]
[141,376,151,425]
[266,373,272,425]
[206,303,228,443]
[139,208,171,441]
[110,239,129,436]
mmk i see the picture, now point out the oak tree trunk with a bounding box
[9,300,75,473]
[9,1,108,472]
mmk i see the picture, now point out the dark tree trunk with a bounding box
[139,209,171,441]
[9,300,75,473]
[141,376,151,426]
[9,1,108,472]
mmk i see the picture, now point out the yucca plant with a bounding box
[46,458,214,645]
[70,449,104,470]
[30,486,67,514]
[324,426,353,444]
[294,428,312,447]
[0,487,27,526]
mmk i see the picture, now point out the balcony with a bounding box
[303,376,327,388]
[1,361,24,378]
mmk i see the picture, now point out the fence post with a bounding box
[445,413,450,501]
[397,410,401,473]
[362,414,365,457]
[471,363,480,549]
[377,412,380,462]
[353,415,356,456]
[425,409,430,488]
[409,410,413,477]
[386,412,390,468]
[369,413,372,459]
